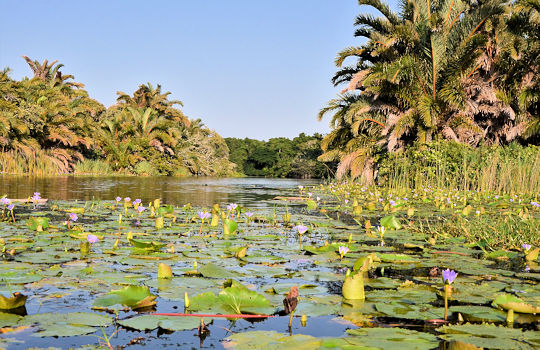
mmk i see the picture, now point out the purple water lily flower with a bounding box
[294,225,308,235]
[7,204,14,211]
[1,198,10,205]
[115,196,122,202]
[389,200,396,206]
[69,213,78,222]
[134,199,142,204]
[226,203,238,211]
[245,212,254,218]
[197,211,211,220]
[137,206,146,213]
[32,192,41,200]
[338,246,349,256]
[344,199,349,204]
[87,234,99,244]
[531,201,539,208]
[316,196,320,202]
[522,244,531,252]
[124,197,131,202]
[442,269,458,284]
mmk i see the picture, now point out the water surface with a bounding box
[0,176,321,208]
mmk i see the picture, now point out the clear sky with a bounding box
[0,0,399,140]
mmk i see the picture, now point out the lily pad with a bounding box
[199,263,241,279]
[346,327,439,350]
[118,315,212,331]
[93,285,157,310]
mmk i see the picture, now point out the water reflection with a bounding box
[0,176,321,208]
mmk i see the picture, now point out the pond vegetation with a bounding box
[0,183,538,349]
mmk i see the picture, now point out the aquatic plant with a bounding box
[338,246,349,260]
[442,269,458,320]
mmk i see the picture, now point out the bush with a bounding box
[73,160,113,175]
[134,161,158,176]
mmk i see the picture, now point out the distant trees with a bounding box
[0,57,235,176]
[225,134,334,178]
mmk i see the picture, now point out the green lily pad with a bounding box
[0,293,27,310]
[437,323,539,349]
[492,294,540,313]
[449,306,507,322]
[224,331,322,349]
[379,215,401,230]
[93,285,157,310]
[375,302,445,320]
[128,238,166,250]
[27,216,50,231]
[0,312,22,327]
[346,327,439,350]
[218,284,274,315]
[118,315,212,331]
[199,263,241,279]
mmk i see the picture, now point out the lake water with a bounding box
[0,176,322,208]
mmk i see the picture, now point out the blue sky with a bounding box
[0,0,399,140]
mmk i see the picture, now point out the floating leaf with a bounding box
[158,263,172,279]
[26,217,50,231]
[223,218,238,235]
[379,215,401,230]
[347,327,439,350]
[118,315,212,331]
[93,285,157,310]
[0,293,27,310]
[218,284,273,315]
[492,294,540,314]
[199,263,241,279]
[224,331,322,349]
[128,238,166,251]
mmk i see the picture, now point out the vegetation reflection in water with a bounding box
[0,183,539,349]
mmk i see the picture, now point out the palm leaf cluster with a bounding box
[319,0,539,180]
[0,57,235,176]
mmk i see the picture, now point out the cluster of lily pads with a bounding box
[0,184,538,349]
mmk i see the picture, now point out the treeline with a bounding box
[225,134,335,178]
[0,57,235,176]
[318,0,539,182]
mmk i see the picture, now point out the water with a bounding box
[0,176,321,208]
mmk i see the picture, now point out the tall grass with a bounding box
[0,151,64,176]
[377,142,539,194]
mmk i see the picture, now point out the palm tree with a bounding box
[319,0,512,180]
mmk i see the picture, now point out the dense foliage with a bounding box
[225,134,334,178]
[0,58,236,176]
[319,0,539,181]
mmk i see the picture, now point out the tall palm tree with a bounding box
[319,0,511,180]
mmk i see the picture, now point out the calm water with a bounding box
[0,176,321,208]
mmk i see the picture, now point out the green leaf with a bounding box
[492,294,540,314]
[199,263,241,279]
[379,215,401,230]
[0,293,27,310]
[218,284,274,315]
[224,331,322,349]
[342,271,365,300]
[93,285,157,310]
[347,327,439,350]
[27,216,50,231]
[223,218,238,235]
[128,238,166,251]
[118,315,213,331]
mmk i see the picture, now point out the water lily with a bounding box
[442,269,458,284]
[441,269,457,321]
[375,226,386,238]
[7,203,15,222]
[87,234,99,244]
[138,206,146,213]
[245,212,254,218]
[531,201,539,208]
[134,198,142,204]
[124,197,131,202]
[198,211,211,234]
[522,244,531,253]
[69,213,78,222]
[1,198,10,205]
[316,196,320,202]
[32,192,41,200]
[226,203,238,212]
[338,246,349,260]
[294,225,308,235]
[115,197,122,202]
